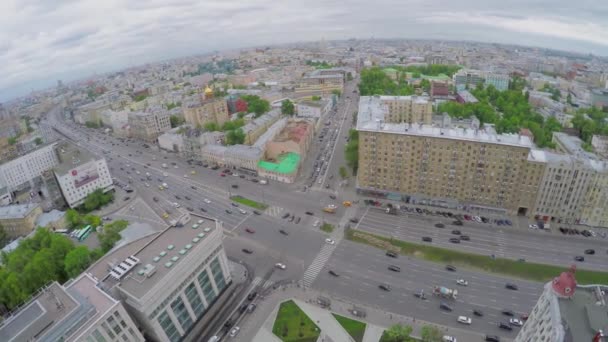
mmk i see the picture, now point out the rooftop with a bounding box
[258,152,301,174]
[358,96,533,148]
[54,142,96,175]
[558,283,608,342]
[95,217,221,299]
[0,203,40,219]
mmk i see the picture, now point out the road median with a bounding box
[346,229,608,284]
[230,195,269,210]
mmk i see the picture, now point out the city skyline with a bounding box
[2,0,608,101]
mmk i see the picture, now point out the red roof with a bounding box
[551,265,577,298]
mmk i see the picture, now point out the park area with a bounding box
[332,314,366,342]
[272,300,320,342]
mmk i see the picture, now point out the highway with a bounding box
[354,206,608,271]
[314,239,544,339]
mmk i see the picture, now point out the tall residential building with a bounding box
[0,273,144,342]
[182,88,229,128]
[515,266,607,342]
[53,143,114,208]
[0,203,43,238]
[89,217,232,342]
[128,111,172,142]
[0,142,59,193]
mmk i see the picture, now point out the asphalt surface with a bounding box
[355,206,608,271]
[314,239,543,339]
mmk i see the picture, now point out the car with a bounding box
[422,236,432,242]
[225,209,233,214]
[245,228,255,234]
[459,235,470,241]
[153,197,159,202]
[505,283,519,290]
[451,229,461,235]
[484,335,500,342]
[446,265,457,271]
[185,196,191,200]
[199,207,207,212]
[350,217,359,223]
[386,251,398,258]
[246,303,257,313]
[288,215,295,222]
[440,302,453,311]
[231,203,239,207]
[501,309,514,316]
[295,217,301,224]
[456,279,468,286]
[457,316,472,325]
[220,173,226,177]
[232,184,238,189]
[253,210,261,215]
[186,207,193,211]
[509,318,523,326]
[473,309,484,317]
[498,322,512,331]
[228,326,240,337]
[585,249,595,255]
[239,303,249,314]
[242,248,253,254]
[239,209,247,215]
[529,224,538,229]
[275,263,286,270]
[442,336,457,342]
[305,211,314,215]
[452,220,463,226]
[329,194,337,200]
[328,270,339,277]
[282,213,290,219]
[123,197,130,201]
[388,265,401,272]
[449,238,461,243]
[435,223,445,228]
[247,292,257,300]
[325,238,335,245]
[175,195,181,200]
[378,284,391,291]
[204,198,211,204]
[279,229,289,236]
[574,255,585,262]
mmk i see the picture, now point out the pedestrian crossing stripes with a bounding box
[250,277,263,288]
[302,244,336,287]
[264,206,284,218]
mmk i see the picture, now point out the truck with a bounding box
[433,286,458,299]
[162,163,168,169]
[323,204,337,214]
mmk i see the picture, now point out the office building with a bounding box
[453,69,509,91]
[54,143,114,208]
[484,73,510,91]
[182,87,229,128]
[128,111,172,142]
[89,218,231,342]
[0,203,43,239]
[0,142,59,192]
[295,69,344,96]
[0,273,144,342]
[515,266,607,342]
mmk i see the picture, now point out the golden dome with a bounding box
[204,86,213,95]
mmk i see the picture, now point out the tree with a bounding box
[34,137,43,145]
[347,72,353,81]
[237,112,246,119]
[242,95,270,117]
[281,100,295,116]
[344,129,359,173]
[8,137,17,145]
[83,214,102,228]
[332,89,342,97]
[420,325,443,342]
[204,122,220,132]
[98,220,129,253]
[311,95,322,101]
[169,115,184,128]
[567,93,573,105]
[225,128,246,145]
[81,189,114,213]
[64,246,92,278]
[383,324,413,342]
[0,224,8,248]
[420,79,431,93]
[65,209,82,228]
[339,166,348,179]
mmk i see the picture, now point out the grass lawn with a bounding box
[346,229,608,284]
[230,195,268,210]
[320,223,334,233]
[272,300,320,342]
[379,331,420,342]
[332,314,366,342]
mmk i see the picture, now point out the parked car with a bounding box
[457,316,472,325]
[422,236,433,242]
[505,283,519,290]
[378,284,391,291]
[388,265,401,272]
[485,335,500,342]
[242,248,253,254]
[386,251,398,258]
[446,265,457,272]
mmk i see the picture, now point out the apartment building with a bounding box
[182,89,229,128]
[0,203,43,238]
[128,111,172,142]
[515,266,607,342]
[361,96,432,125]
[0,273,144,342]
[89,218,231,342]
[53,143,114,208]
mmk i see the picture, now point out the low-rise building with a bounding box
[0,142,59,193]
[242,108,281,145]
[0,273,144,342]
[0,203,43,239]
[453,69,509,91]
[591,88,608,109]
[258,152,301,183]
[591,135,608,158]
[515,266,607,342]
[296,100,331,118]
[265,120,315,161]
[456,90,478,104]
[430,81,450,97]
[295,69,344,96]
[53,143,114,208]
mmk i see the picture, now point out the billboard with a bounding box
[71,161,99,188]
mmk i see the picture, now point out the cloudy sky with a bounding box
[1,0,608,101]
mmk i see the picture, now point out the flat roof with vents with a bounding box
[93,215,221,300]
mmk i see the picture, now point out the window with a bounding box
[158,310,180,342]
[92,329,107,342]
[185,282,206,318]
[198,270,217,304]
[211,257,226,291]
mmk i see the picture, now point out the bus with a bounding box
[54,229,69,234]
[76,225,92,241]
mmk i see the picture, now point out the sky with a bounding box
[1,0,608,101]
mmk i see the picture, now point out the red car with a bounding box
[521,313,529,321]
[245,228,255,234]
[463,215,471,220]
[220,173,226,177]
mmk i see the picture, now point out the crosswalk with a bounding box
[495,230,506,257]
[250,277,274,291]
[264,206,284,218]
[302,244,336,287]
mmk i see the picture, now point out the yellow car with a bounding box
[191,170,196,175]
[162,213,169,219]
[158,185,164,190]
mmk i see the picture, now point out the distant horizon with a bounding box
[2,36,606,104]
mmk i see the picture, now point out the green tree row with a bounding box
[204,118,246,132]
[241,95,270,117]
[571,107,608,149]
[80,189,114,213]
[392,64,462,77]
[306,60,334,69]
[381,323,443,342]
[359,67,414,96]
[344,129,359,173]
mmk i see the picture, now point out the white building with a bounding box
[296,100,331,118]
[0,273,144,342]
[0,142,59,192]
[53,143,114,208]
[515,266,608,342]
[89,217,232,342]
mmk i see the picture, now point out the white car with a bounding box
[228,326,240,337]
[173,202,181,208]
[144,182,150,187]
[509,318,523,326]
[313,220,320,227]
[457,316,472,325]
[173,165,178,169]
[529,224,538,229]
[183,174,188,178]
[325,238,335,245]
[203,199,211,204]
[232,173,239,177]
[275,263,286,269]
[239,209,247,215]
[163,172,168,177]
[442,336,457,342]
[456,279,468,286]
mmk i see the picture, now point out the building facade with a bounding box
[0,203,43,238]
[359,96,433,125]
[296,100,331,118]
[128,111,172,142]
[182,97,229,128]
[0,142,59,192]
[295,70,344,96]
